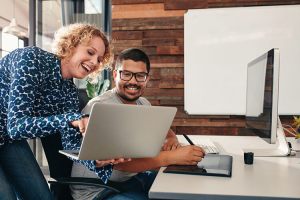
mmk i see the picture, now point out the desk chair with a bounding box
[41,133,120,200]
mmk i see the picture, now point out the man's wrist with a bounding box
[158,151,171,166]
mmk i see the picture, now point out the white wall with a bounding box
[184,5,300,115]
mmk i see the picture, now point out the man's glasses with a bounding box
[119,70,148,82]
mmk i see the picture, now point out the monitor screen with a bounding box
[245,49,280,144]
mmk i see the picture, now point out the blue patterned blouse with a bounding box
[0,46,112,183]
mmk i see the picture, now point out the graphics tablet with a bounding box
[163,154,232,177]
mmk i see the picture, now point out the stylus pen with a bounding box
[183,134,195,145]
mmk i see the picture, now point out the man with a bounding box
[71,48,205,200]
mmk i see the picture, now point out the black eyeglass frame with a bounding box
[118,70,149,82]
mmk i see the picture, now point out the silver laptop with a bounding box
[59,103,177,160]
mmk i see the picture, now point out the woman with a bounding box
[0,23,124,200]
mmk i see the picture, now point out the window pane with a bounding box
[18,38,24,48]
[2,33,18,50]
[1,33,21,57]
[37,1,61,51]
[85,0,103,14]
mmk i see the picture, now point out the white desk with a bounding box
[149,136,300,200]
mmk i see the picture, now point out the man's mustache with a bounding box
[124,84,141,89]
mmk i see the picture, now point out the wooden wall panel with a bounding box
[142,38,176,46]
[163,0,300,9]
[112,0,163,5]
[207,0,300,7]
[113,46,157,56]
[143,30,183,39]
[149,55,184,64]
[157,46,183,55]
[164,0,207,10]
[151,63,183,68]
[112,0,296,136]
[174,127,241,136]
[113,3,184,19]
[112,17,183,30]
[112,30,143,40]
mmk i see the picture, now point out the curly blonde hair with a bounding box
[52,23,112,70]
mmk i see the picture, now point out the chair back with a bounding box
[41,92,90,199]
[41,133,73,200]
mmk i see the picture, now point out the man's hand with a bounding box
[162,129,181,151]
[95,158,132,168]
[160,145,205,166]
[70,117,89,136]
[162,136,181,151]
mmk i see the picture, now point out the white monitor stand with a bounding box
[243,119,291,157]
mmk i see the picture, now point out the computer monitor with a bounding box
[243,48,290,157]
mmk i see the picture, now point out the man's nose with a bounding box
[129,74,138,83]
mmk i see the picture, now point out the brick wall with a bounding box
[111,0,298,135]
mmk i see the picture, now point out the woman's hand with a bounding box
[70,117,89,136]
[95,158,132,168]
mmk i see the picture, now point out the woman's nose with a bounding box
[91,56,98,65]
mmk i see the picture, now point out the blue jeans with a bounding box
[105,171,157,200]
[0,140,53,200]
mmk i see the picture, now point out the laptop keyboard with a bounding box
[196,143,219,154]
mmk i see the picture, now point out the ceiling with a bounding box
[0,1,104,39]
[0,0,61,37]
[0,0,29,31]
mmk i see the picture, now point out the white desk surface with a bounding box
[149,135,300,200]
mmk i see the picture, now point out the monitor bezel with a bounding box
[245,48,280,144]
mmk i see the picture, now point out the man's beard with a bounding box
[118,84,142,102]
[118,93,140,102]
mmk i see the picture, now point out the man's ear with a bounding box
[145,74,150,84]
[113,70,117,80]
